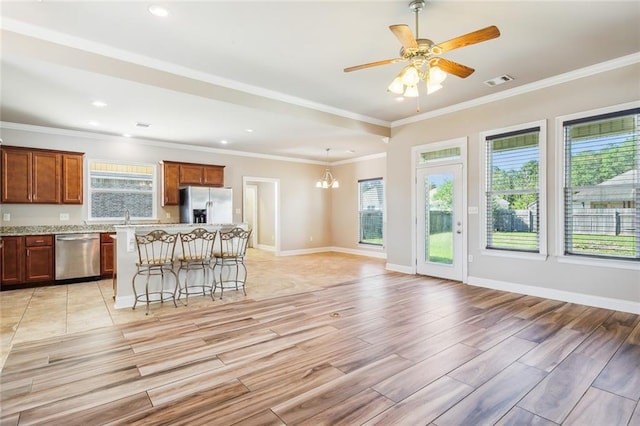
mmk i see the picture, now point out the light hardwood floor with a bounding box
[1,250,639,425]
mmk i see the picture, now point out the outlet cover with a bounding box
[2,213,10,221]
[60,213,70,221]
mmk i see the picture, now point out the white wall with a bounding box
[386,63,640,311]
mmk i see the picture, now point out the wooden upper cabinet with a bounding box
[162,160,225,205]
[203,165,224,186]
[1,146,84,204]
[162,162,180,206]
[32,151,61,203]
[1,147,32,203]
[179,163,205,185]
[61,153,83,204]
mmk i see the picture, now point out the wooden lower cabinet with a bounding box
[100,233,115,278]
[1,236,24,285]
[25,235,54,282]
[1,235,54,288]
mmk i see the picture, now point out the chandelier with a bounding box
[316,148,339,189]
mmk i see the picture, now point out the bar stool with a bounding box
[132,230,179,315]
[212,227,252,300]
[177,228,217,305]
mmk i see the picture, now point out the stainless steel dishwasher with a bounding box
[55,233,101,280]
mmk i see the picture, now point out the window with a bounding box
[417,147,461,165]
[358,178,384,246]
[88,160,156,220]
[563,107,639,260]
[483,124,544,253]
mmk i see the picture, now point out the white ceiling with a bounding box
[1,1,639,162]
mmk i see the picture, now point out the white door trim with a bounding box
[242,176,281,255]
[411,137,468,282]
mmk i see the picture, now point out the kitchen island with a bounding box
[113,223,245,309]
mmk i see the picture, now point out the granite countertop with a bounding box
[0,224,118,236]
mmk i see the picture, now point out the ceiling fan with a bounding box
[344,0,500,107]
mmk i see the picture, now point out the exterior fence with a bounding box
[493,210,538,233]
[571,208,635,236]
[360,210,383,241]
[428,210,452,234]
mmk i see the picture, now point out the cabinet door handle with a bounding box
[26,249,30,257]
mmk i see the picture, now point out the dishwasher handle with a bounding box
[55,235,100,241]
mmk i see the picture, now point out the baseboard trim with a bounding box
[330,246,387,259]
[467,275,640,314]
[278,246,388,258]
[385,263,415,274]
[256,244,275,252]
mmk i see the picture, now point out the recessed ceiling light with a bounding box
[122,133,132,138]
[92,100,107,108]
[88,120,99,126]
[245,129,254,133]
[220,140,228,144]
[148,5,169,17]
[394,97,404,102]
[347,150,355,154]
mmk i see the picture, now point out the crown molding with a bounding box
[0,121,386,166]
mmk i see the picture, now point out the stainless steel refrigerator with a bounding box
[179,186,233,224]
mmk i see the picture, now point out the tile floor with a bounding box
[0,249,387,369]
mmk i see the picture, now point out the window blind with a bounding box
[485,127,541,252]
[563,108,639,260]
[358,178,384,246]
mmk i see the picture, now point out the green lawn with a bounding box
[570,233,636,256]
[428,232,453,264]
[428,232,637,259]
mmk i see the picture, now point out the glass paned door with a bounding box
[417,164,463,280]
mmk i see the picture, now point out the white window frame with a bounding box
[357,177,384,248]
[480,120,547,260]
[555,101,640,271]
[86,159,158,222]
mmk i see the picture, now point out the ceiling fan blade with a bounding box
[389,24,418,49]
[431,58,475,78]
[344,58,403,73]
[432,25,500,54]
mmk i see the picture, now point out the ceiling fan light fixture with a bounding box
[428,66,447,84]
[388,77,405,94]
[400,66,420,86]
[404,84,420,97]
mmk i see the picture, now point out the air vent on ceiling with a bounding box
[135,122,151,128]
[484,74,514,87]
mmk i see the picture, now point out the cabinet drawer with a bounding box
[25,235,53,247]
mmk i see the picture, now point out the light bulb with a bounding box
[316,180,322,188]
[332,180,339,189]
[404,85,419,97]
[401,66,420,86]
[429,66,447,84]
[387,77,404,95]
